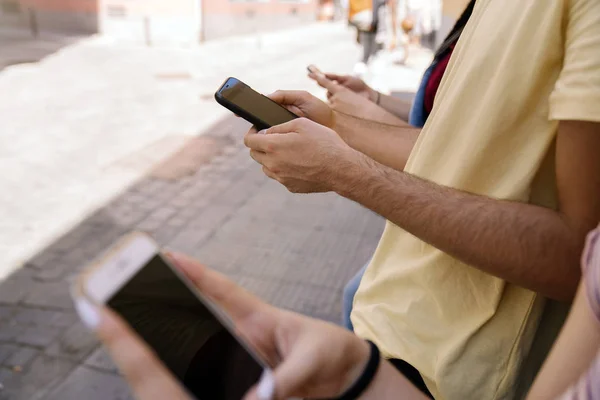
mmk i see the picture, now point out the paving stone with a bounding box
[0,270,35,305]
[83,348,118,374]
[44,366,132,400]
[0,345,18,365]
[0,320,23,343]
[11,308,75,329]
[45,322,98,361]
[16,325,63,348]
[0,354,76,400]
[4,347,38,369]
[0,306,15,324]
[23,281,72,310]
[26,251,58,271]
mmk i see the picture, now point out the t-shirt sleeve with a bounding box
[549,0,600,122]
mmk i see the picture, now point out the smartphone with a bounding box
[215,77,298,131]
[307,64,325,77]
[72,232,270,400]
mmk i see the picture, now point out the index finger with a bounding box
[244,129,278,152]
[309,73,343,94]
[166,253,268,321]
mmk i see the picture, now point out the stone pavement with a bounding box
[0,23,432,399]
[0,111,384,400]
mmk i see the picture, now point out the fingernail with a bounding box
[256,368,275,400]
[74,297,100,329]
[257,130,267,135]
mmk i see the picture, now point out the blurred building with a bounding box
[0,0,321,45]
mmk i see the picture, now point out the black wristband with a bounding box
[337,340,381,400]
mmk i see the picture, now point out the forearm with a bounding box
[361,103,411,126]
[360,360,429,400]
[334,111,419,171]
[373,92,412,122]
[334,154,583,301]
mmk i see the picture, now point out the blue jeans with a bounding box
[342,263,369,331]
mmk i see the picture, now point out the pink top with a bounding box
[559,227,600,399]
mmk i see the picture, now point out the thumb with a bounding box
[244,347,315,400]
[264,118,303,135]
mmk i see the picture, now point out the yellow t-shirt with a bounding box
[351,1,600,399]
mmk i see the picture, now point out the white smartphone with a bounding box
[72,232,271,400]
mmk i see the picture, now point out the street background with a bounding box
[0,21,432,400]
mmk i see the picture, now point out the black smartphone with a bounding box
[215,77,298,130]
[75,233,270,400]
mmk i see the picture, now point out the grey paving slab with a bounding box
[44,366,133,400]
[0,354,76,400]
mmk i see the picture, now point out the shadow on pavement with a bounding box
[0,28,86,72]
[0,113,384,399]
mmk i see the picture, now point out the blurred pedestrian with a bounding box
[348,0,394,75]
[398,0,442,64]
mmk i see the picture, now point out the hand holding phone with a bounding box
[215,77,297,130]
[72,233,270,400]
[72,233,373,400]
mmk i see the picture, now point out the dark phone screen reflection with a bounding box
[219,78,297,127]
[107,255,263,400]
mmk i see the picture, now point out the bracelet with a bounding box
[337,341,381,400]
[375,91,381,105]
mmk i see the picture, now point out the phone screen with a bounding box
[218,78,297,127]
[106,254,264,400]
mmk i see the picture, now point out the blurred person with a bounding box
[348,0,394,75]
[76,229,600,400]
[398,0,442,64]
[311,0,475,331]
[244,0,600,398]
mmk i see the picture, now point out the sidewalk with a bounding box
[0,22,361,281]
[0,23,431,399]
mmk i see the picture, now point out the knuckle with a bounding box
[266,142,276,153]
[299,90,311,100]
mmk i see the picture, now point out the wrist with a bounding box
[368,88,379,103]
[339,337,372,396]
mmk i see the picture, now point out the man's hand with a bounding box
[268,90,335,128]
[329,89,400,123]
[308,71,376,101]
[244,118,360,194]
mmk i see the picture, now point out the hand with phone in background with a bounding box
[306,65,400,124]
[71,232,376,400]
[307,64,377,102]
